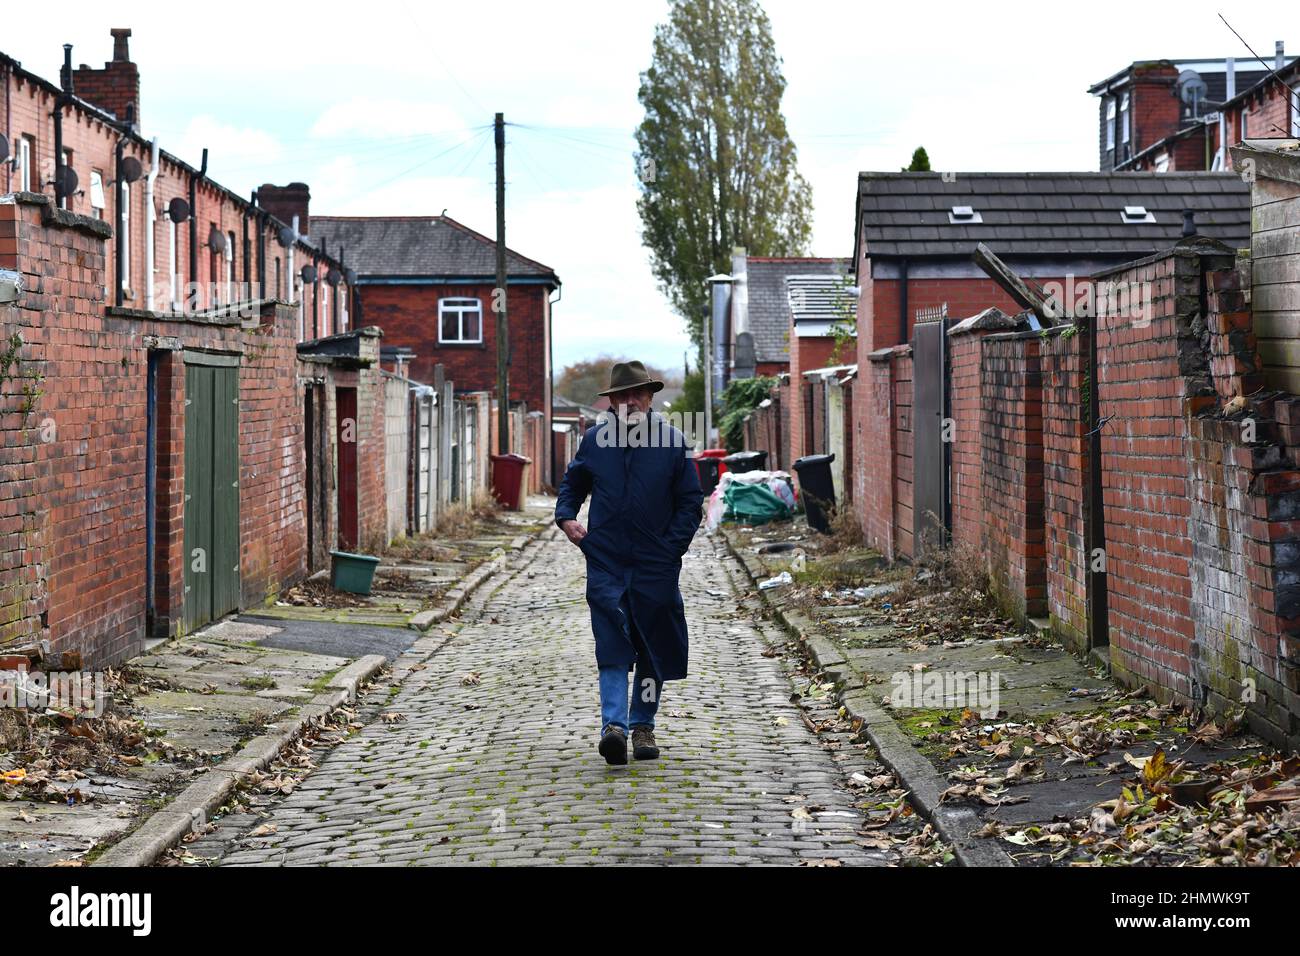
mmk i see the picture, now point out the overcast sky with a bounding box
[10,1,1289,376]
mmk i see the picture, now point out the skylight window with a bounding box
[1121,205,1155,224]
[948,205,982,224]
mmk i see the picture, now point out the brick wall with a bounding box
[947,328,985,553]
[1040,327,1090,650]
[1095,250,1198,699]
[787,333,839,462]
[0,193,318,662]
[980,333,1047,620]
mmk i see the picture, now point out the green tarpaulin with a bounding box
[724,481,792,525]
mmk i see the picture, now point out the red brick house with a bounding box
[311,215,560,485]
[0,31,386,669]
[1090,49,1300,173]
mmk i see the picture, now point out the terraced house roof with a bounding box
[855,172,1251,260]
[312,215,559,283]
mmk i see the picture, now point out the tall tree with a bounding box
[635,0,813,352]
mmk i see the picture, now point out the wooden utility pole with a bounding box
[495,112,510,454]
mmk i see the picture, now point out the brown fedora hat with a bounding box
[597,360,664,397]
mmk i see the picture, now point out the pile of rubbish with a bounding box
[705,470,797,531]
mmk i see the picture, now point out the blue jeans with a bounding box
[600,663,662,736]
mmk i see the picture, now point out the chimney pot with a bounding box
[111,28,132,63]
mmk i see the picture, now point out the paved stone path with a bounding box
[212,526,913,866]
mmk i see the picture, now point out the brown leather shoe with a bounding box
[631,725,660,760]
[598,726,627,765]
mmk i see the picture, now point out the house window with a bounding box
[1105,97,1116,151]
[17,136,33,192]
[322,281,330,334]
[1119,92,1130,145]
[90,170,106,218]
[439,297,483,343]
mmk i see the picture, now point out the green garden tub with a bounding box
[329,551,381,595]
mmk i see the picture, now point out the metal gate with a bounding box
[415,391,433,532]
[336,387,359,552]
[183,354,240,632]
[912,308,949,557]
[384,376,409,544]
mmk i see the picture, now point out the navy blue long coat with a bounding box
[554,413,704,682]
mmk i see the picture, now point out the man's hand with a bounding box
[559,519,587,546]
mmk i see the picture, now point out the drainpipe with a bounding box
[53,45,71,208]
[898,258,910,345]
[190,148,207,308]
[252,190,265,299]
[4,58,11,194]
[114,133,125,307]
[1218,58,1235,170]
[145,137,158,311]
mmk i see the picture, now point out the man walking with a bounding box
[555,361,704,765]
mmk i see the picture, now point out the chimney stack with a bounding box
[72,28,140,128]
[257,183,312,236]
[1277,41,1286,71]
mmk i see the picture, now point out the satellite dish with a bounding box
[207,225,225,253]
[167,197,191,222]
[1177,69,1209,116]
[300,264,317,284]
[277,225,295,248]
[55,165,79,198]
[119,156,143,184]
[326,268,341,287]
[0,135,8,164]
[344,267,357,285]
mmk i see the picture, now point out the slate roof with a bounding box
[855,172,1251,260]
[311,215,559,283]
[746,258,850,363]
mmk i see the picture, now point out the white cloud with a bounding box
[309,97,475,142]
[168,115,283,178]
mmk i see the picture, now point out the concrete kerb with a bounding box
[93,653,387,868]
[718,528,1015,868]
[408,523,553,631]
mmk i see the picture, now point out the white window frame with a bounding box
[119,181,131,294]
[17,137,32,192]
[1105,97,1116,150]
[322,280,330,334]
[438,297,483,344]
[1119,92,1130,144]
[89,170,106,217]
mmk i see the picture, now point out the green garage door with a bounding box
[183,355,240,632]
